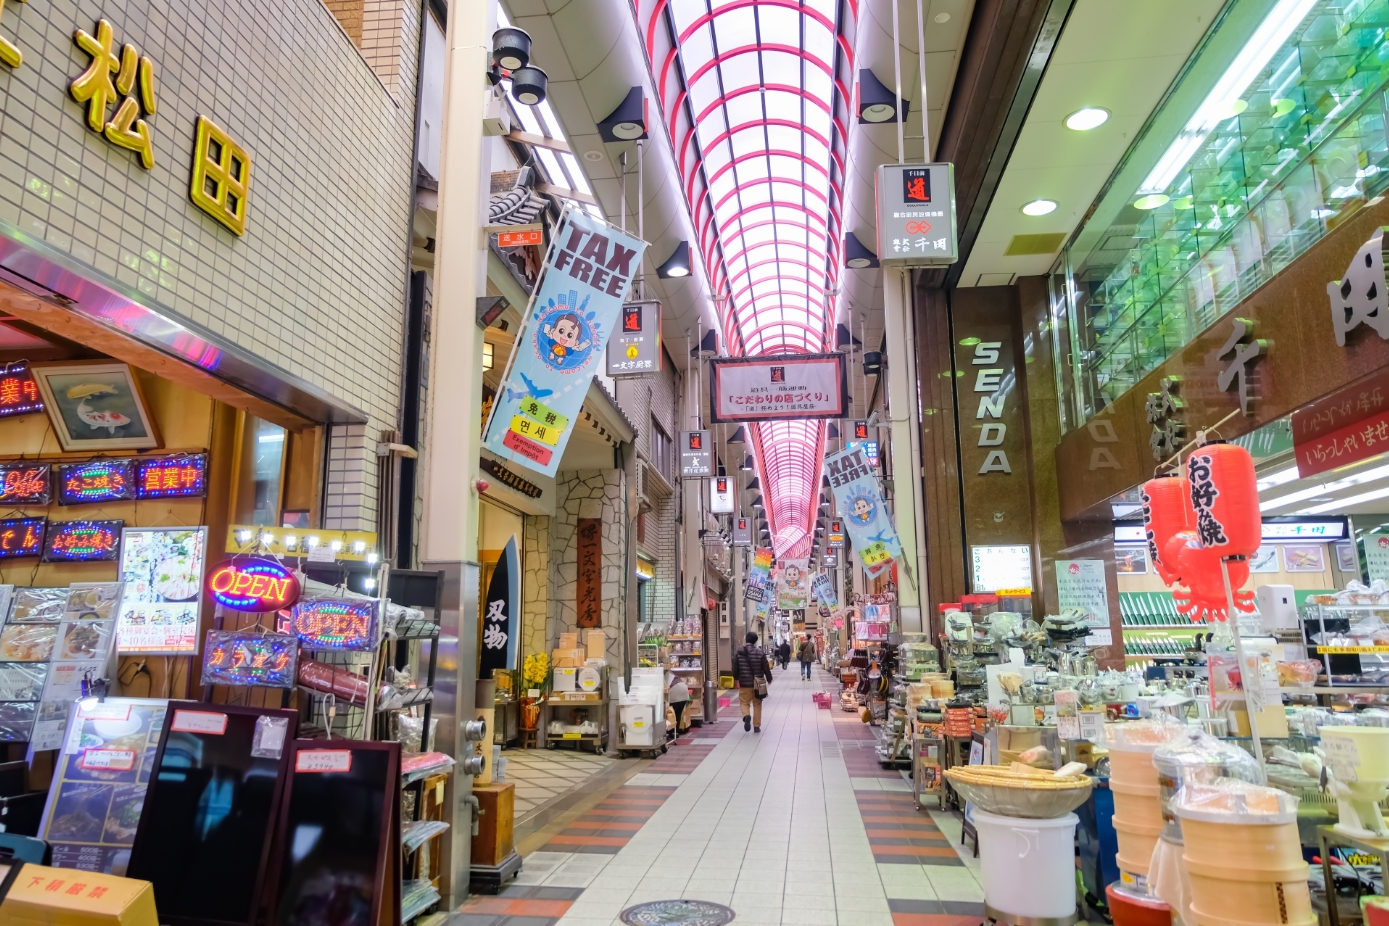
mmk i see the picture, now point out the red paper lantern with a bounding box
[1142,474,1190,587]
[1185,442,1261,559]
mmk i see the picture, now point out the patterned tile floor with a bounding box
[449,667,996,926]
[502,748,617,821]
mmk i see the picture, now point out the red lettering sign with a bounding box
[577,518,602,629]
[206,558,302,612]
[503,428,553,464]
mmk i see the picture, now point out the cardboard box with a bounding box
[585,629,605,659]
[1,863,158,926]
[558,632,578,650]
[552,667,577,692]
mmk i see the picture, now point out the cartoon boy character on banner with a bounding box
[824,445,903,576]
[539,302,595,369]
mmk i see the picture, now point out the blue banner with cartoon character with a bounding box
[824,445,902,578]
[483,210,647,477]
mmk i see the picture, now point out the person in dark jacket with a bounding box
[777,639,791,670]
[797,637,817,679]
[732,631,772,732]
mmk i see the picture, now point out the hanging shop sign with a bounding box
[482,210,647,477]
[135,454,208,499]
[206,557,302,613]
[823,552,838,567]
[851,420,870,440]
[201,630,298,688]
[225,526,379,562]
[680,430,713,476]
[745,547,772,601]
[42,519,123,562]
[58,459,136,505]
[607,300,662,376]
[116,526,207,654]
[0,361,42,417]
[828,519,844,549]
[776,558,810,610]
[824,444,902,577]
[732,517,752,546]
[497,228,543,248]
[291,597,382,651]
[708,353,848,423]
[0,517,45,559]
[709,476,735,513]
[479,457,543,498]
[0,462,50,505]
[875,162,958,266]
[811,572,838,609]
[971,545,1033,594]
[480,537,520,677]
[577,518,602,629]
[846,439,879,467]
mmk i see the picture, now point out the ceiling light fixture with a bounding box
[583,151,604,162]
[1134,194,1170,211]
[1021,199,1057,216]
[857,68,909,124]
[845,232,879,268]
[657,241,691,278]
[1064,107,1109,131]
[598,87,649,142]
[933,11,950,22]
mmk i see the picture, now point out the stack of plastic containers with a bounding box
[1174,779,1313,926]
[1104,717,1186,894]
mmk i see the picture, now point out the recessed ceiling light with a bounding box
[611,122,644,140]
[1064,107,1109,131]
[933,12,950,22]
[861,103,896,123]
[583,150,604,162]
[1021,199,1057,216]
[846,257,873,268]
[1134,194,1170,210]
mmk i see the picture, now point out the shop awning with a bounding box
[0,225,367,429]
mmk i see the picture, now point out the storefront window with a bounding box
[233,414,286,526]
[1054,0,1389,430]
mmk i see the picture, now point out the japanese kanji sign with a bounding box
[576,518,602,629]
[708,353,848,422]
[480,537,518,676]
[70,19,158,170]
[1295,404,1389,478]
[1145,376,1184,461]
[483,209,647,477]
[824,444,902,578]
[1329,227,1389,346]
[875,162,958,267]
[745,547,772,602]
[680,430,713,476]
[607,300,662,376]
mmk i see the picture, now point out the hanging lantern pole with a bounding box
[1219,556,1264,766]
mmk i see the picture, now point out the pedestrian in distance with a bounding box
[732,631,772,732]
[777,639,791,671]
[798,636,817,680]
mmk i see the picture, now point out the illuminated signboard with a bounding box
[0,462,50,506]
[200,630,298,688]
[852,420,870,440]
[0,518,45,559]
[136,454,208,499]
[828,519,845,549]
[43,519,123,562]
[0,362,42,418]
[206,557,302,613]
[291,597,382,652]
[58,459,136,505]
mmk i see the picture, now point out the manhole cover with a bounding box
[619,899,736,926]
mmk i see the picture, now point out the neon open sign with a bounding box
[206,557,302,613]
[291,597,381,652]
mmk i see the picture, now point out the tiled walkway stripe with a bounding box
[854,791,964,866]
[540,786,677,854]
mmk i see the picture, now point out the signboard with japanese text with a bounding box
[733,517,752,546]
[971,545,1033,593]
[875,163,958,266]
[745,548,772,602]
[824,445,902,577]
[811,572,838,609]
[828,519,845,549]
[577,518,602,628]
[200,631,298,688]
[709,353,848,423]
[709,476,735,513]
[680,430,713,476]
[0,361,42,418]
[607,300,662,377]
[0,517,45,559]
[135,454,207,499]
[0,462,50,506]
[43,519,123,562]
[482,210,647,477]
[1367,534,1389,582]
[115,528,206,655]
[1295,404,1389,477]
[1056,559,1109,629]
[481,537,519,676]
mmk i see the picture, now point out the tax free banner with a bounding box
[483,210,647,477]
[824,445,902,577]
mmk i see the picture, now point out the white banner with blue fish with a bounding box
[482,209,647,477]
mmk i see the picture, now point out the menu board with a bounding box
[38,698,168,875]
[29,585,122,751]
[116,527,207,654]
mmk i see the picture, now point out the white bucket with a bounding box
[973,808,1080,920]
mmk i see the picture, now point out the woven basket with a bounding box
[945,765,1093,819]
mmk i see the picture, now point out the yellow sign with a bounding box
[517,396,568,430]
[509,415,561,446]
[1,862,159,926]
[71,19,158,170]
[0,0,26,69]
[191,116,252,236]
[860,541,892,566]
[225,526,379,563]
[1319,645,1389,654]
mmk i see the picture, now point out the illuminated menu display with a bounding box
[43,520,124,562]
[136,454,208,499]
[0,362,42,418]
[0,518,45,558]
[58,460,136,505]
[0,462,50,506]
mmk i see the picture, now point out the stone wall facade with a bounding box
[522,514,550,662]
[551,469,627,666]
[616,357,680,627]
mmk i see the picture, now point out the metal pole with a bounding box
[1220,558,1264,766]
[892,0,904,164]
[915,0,930,158]
[620,150,627,234]
[637,140,645,299]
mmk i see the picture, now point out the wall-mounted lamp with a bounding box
[657,241,691,279]
[857,69,909,124]
[598,87,648,141]
[844,232,879,269]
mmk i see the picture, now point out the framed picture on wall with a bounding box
[31,362,161,452]
[1282,544,1326,573]
[1336,542,1360,574]
[1249,545,1280,573]
[1114,545,1148,574]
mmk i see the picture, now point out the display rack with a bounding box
[669,617,706,724]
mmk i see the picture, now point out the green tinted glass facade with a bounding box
[1051,0,1389,433]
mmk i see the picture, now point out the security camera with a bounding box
[492,28,532,71]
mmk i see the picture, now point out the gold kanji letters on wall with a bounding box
[190,116,252,236]
[70,19,157,169]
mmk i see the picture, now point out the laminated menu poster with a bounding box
[26,586,122,751]
[38,698,168,875]
[116,527,206,654]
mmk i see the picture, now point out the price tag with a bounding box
[171,710,229,735]
[562,732,582,739]
[78,748,136,772]
[307,544,336,563]
[1323,736,1361,783]
[77,703,131,721]
[296,749,353,773]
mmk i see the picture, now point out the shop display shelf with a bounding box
[398,619,440,639]
[668,634,702,640]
